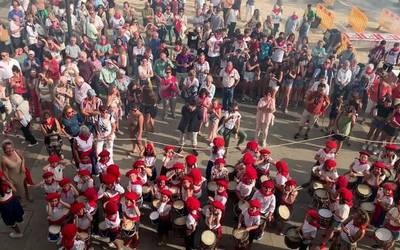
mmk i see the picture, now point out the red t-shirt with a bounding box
[306,91,330,115]
[368,80,392,103]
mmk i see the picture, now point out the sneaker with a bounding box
[294,133,300,139]
[27,142,39,147]
[283,109,288,114]
[9,232,23,239]
[192,149,199,156]
[255,232,264,240]
[304,134,309,140]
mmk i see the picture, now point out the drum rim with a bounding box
[174,216,186,225]
[49,225,61,233]
[357,184,371,195]
[318,208,333,217]
[375,228,393,241]
[278,205,290,219]
[150,211,160,220]
[201,230,216,245]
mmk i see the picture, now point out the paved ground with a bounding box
[1,0,400,249]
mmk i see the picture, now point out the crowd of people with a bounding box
[0,0,400,250]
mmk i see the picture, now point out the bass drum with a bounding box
[284,226,302,249]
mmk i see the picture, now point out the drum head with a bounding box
[152,199,161,208]
[318,209,333,218]
[143,186,150,194]
[150,211,160,220]
[49,225,61,234]
[278,205,290,220]
[99,221,107,230]
[174,216,186,226]
[173,200,184,209]
[357,184,371,195]
[312,181,323,190]
[122,220,134,230]
[260,175,269,182]
[201,230,216,246]
[228,181,237,191]
[315,189,328,199]
[232,228,248,240]
[238,200,249,210]
[360,202,375,212]
[375,228,393,241]
[208,181,217,191]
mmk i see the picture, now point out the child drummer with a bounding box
[252,180,276,237]
[46,192,71,227]
[59,224,86,250]
[209,180,228,206]
[298,209,320,250]
[313,159,339,188]
[70,202,92,236]
[151,176,169,201]
[348,151,371,185]
[363,161,387,200]
[254,148,274,179]
[237,199,262,248]
[205,200,225,241]
[185,197,201,250]
[314,140,337,166]
[122,192,141,249]
[235,167,257,201]
[157,189,173,246]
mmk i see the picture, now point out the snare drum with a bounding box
[152,199,161,209]
[360,202,375,217]
[284,226,302,249]
[122,219,136,238]
[356,184,372,201]
[149,211,160,225]
[76,195,87,203]
[48,225,61,242]
[173,200,185,216]
[173,216,186,238]
[207,181,217,196]
[200,230,217,250]
[260,175,269,183]
[375,228,393,247]
[226,165,235,180]
[313,188,329,209]
[234,200,249,217]
[98,221,108,238]
[277,205,290,221]
[310,180,324,195]
[318,209,333,229]
[232,228,249,249]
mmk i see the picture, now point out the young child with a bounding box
[237,199,262,248]
[206,137,226,181]
[210,158,229,181]
[142,143,157,181]
[205,200,224,241]
[185,154,197,173]
[43,155,66,182]
[97,149,111,175]
[59,178,79,205]
[122,192,141,248]
[59,224,86,250]
[314,140,337,166]
[36,172,60,195]
[372,183,395,227]
[275,160,290,192]
[254,148,274,178]
[236,167,257,201]
[78,152,93,174]
[83,187,98,216]
[104,201,121,245]
[126,169,143,205]
[151,176,169,201]
[180,175,194,202]
[98,173,125,204]
[185,197,201,250]
[157,189,173,246]
[298,210,320,250]
[74,169,94,194]
[46,192,70,229]
[70,202,92,234]
[349,151,370,184]
[189,168,205,198]
[209,179,228,206]
[160,145,183,176]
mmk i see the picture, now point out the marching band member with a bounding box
[329,175,349,203]
[349,151,370,184]
[322,188,353,244]
[107,164,122,182]
[181,175,194,202]
[59,178,78,205]
[122,192,141,248]
[74,169,94,194]
[151,176,169,201]
[98,173,125,203]
[142,143,157,181]
[78,152,93,173]
[254,148,274,178]
[379,144,398,167]
[168,162,185,187]
[46,192,70,226]
[37,172,60,194]
[331,211,369,250]
[104,201,121,246]
[0,178,24,239]
[210,158,229,181]
[279,179,298,209]
[132,160,151,186]
[206,137,226,181]
[298,209,320,250]
[244,140,259,158]
[252,180,276,236]
[185,197,201,250]
[59,223,86,250]
[126,169,143,205]
[363,161,387,200]
[157,189,173,246]
[235,152,256,182]
[83,187,98,215]
[314,140,337,166]
[237,199,262,248]
[236,166,257,201]
[97,149,111,175]
[205,200,224,241]
[372,183,394,227]
[275,160,290,192]
[383,200,400,250]
[185,154,197,173]
[160,145,183,176]
[314,159,339,187]
[210,180,228,206]
[43,154,66,182]
[71,202,92,234]
[189,168,205,198]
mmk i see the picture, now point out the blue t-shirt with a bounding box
[246,0,254,5]
[61,114,83,137]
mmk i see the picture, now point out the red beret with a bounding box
[285,179,297,187]
[262,180,275,189]
[185,154,197,165]
[102,173,117,185]
[61,224,77,240]
[0,170,3,179]
[59,178,71,187]
[259,148,271,155]
[164,145,175,152]
[213,137,225,148]
[383,183,395,191]
[105,201,119,215]
[157,175,168,182]
[212,200,225,211]
[125,169,139,177]
[324,159,337,170]
[359,151,370,157]
[189,168,203,185]
[325,140,337,149]
[182,175,194,184]
[46,192,60,201]
[48,154,61,163]
[107,164,121,178]
[276,160,289,174]
[125,192,139,201]
[373,161,386,169]
[70,202,85,215]
[42,171,54,179]
[186,197,201,211]
[173,162,185,170]
[336,176,348,189]
[145,143,154,151]
[78,169,91,176]
[98,149,110,157]
[216,179,228,189]
[160,189,173,198]
[242,152,255,166]
[244,166,257,180]
[339,188,353,202]
[133,160,145,168]
[248,199,261,208]
[385,144,398,151]
[307,209,319,220]
[84,187,98,201]
[214,158,226,165]
[246,140,259,151]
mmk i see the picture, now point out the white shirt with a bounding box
[0,58,21,80]
[209,148,225,162]
[301,219,318,238]
[105,212,121,229]
[186,213,198,229]
[207,36,223,57]
[43,181,61,194]
[128,182,143,196]
[98,184,125,200]
[122,203,139,220]
[275,173,287,187]
[96,114,116,138]
[214,191,228,205]
[252,190,276,215]
[223,111,241,130]
[351,159,370,175]
[336,68,352,87]
[219,68,240,88]
[309,81,330,96]
[387,207,400,227]
[316,165,339,181]
[157,202,172,216]
[75,134,94,152]
[236,181,254,198]
[74,83,92,105]
[241,208,261,227]
[314,148,336,165]
[385,49,400,65]
[332,202,350,222]
[44,164,65,182]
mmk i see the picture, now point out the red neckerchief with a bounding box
[190,211,201,221]
[391,47,400,53]
[79,135,90,141]
[359,159,368,165]
[260,189,274,197]
[99,158,109,164]
[308,220,320,228]
[45,117,55,126]
[130,179,142,186]
[272,7,281,15]
[225,66,234,74]
[291,15,299,20]
[248,209,260,217]
[216,190,228,197]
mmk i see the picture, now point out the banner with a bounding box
[315,4,335,30]
[348,6,368,33]
[378,8,400,35]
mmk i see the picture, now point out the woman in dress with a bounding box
[0,177,24,238]
[40,110,63,157]
[255,87,276,147]
[207,99,222,143]
[196,88,212,134]
[160,67,180,120]
[1,140,31,202]
[127,105,144,156]
[141,86,158,132]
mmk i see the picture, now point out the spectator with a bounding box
[160,67,179,120]
[256,87,276,147]
[368,40,386,68]
[220,61,240,110]
[285,12,300,37]
[9,94,37,146]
